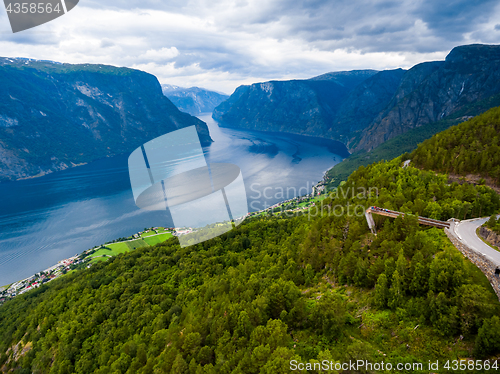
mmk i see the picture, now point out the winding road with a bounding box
[367,206,500,268]
[454,217,500,267]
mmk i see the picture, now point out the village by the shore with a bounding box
[0,183,326,305]
[0,226,185,304]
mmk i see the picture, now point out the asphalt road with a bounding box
[454,217,500,267]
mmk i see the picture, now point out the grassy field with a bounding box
[298,194,327,208]
[89,256,110,264]
[141,228,170,237]
[106,242,131,253]
[123,239,149,250]
[143,232,173,246]
[90,245,127,258]
[87,232,173,264]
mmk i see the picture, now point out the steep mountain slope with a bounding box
[161,85,228,115]
[213,70,382,139]
[357,44,500,151]
[325,92,500,188]
[214,44,500,153]
[1,149,500,372]
[411,105,500,185]
[328,69,406,147]
[0,58,212,182]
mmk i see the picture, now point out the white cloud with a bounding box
[0,0,498,94]
[139,47,180,62]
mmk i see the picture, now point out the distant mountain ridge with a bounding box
[213,70,381,140]
[213,44,500,152]
[357,44,500,151]
[0,58,212,182]
[162,85,229,115]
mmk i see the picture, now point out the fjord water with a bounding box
[0,114,347,285]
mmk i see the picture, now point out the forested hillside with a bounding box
[324,115,463,189]
[1,155,500,373]
[325,94,500,189]
[411,106,500,185]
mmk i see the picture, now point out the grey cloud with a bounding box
[0,30,60,45]
[144,0,500,81]
[413,0,497,36]
[3,0,498,94]
[77,0,500,56]
[100,39,115,48]
[356,22,412,37]
[210,0,498,54]
[173,47,258,74]
[83,0,187,11]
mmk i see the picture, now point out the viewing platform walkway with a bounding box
[364,207,500,300]
[365,206,452,234]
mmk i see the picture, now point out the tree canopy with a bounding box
[1,153,499,373]
[411,106,500,184]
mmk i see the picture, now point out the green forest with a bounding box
[411,106,500,184]
[485,215,500,236]
[325,94,500,189]
[1,151,500,373]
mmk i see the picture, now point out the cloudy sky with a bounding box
[1,0,500,94]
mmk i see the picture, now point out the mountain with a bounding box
[0,58,212,182]
[357,44,500,151]
[214,44,500,153]
[324,92,500,188]
[213,70,381,140]
[2,123,500,372]
[411,105,500,185]
[162,84,229,115]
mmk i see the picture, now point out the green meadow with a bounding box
[88,231,174,263]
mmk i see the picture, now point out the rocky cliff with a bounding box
[0,58,212,182]
[479,226,500,248]
[162,85,228,115]
[357,44,500,151]
[214,44,500,152]
[213,70,380,139]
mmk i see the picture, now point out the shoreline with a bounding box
[0,180,329,304]
[0,226,178,302]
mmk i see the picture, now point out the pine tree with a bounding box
[374,273,389,308]
[388,270,404,310]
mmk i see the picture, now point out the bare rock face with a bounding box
[0,58,212,182]
[214,44,500,153]
[356,44,500,151]
[480,226,500,248]
[213,70,383,141]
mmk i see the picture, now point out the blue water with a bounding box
[0,114,347,285]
